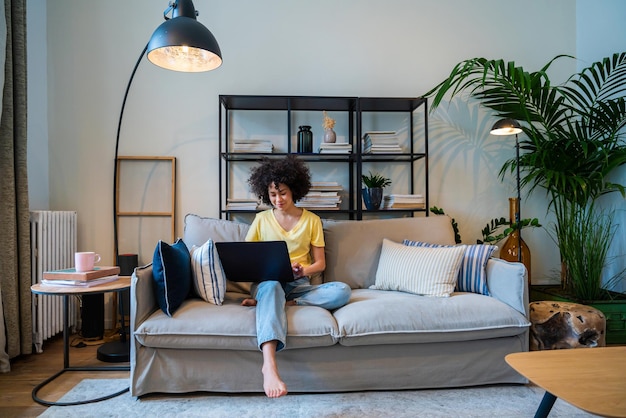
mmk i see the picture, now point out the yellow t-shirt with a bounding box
[245,208,325,267]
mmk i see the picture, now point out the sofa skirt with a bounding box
[130,333,528,397]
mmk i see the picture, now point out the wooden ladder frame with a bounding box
[115,156,177,249]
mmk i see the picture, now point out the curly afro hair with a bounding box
[248,155,312,205]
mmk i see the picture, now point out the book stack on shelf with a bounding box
[309,181,343,192]
[226,198,260,211]
[362,131,403,154]
[383,194,425,209]
[232,139,274,153]
[318,142,352,154]
[297,182,343,210]
[41,266,121,287]
[296,191,342,210]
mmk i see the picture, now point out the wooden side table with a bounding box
[30,277,131,406]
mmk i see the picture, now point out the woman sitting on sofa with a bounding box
[243,155,351,398]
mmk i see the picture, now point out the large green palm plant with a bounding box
[425,52,626,300]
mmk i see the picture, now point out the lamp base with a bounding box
[97,340,130,363]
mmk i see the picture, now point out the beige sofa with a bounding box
[130,214,530,397]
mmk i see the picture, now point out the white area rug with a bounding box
[39,379,597,417]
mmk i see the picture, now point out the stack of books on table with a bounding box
[296,191,342,210]
[362,131,403,154]
[231,139,274,153]
[383,194,425,209]
[226,198,260,211]
[41,266,121,287]
[318,142,352,154]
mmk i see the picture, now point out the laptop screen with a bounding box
[215,241,295,283]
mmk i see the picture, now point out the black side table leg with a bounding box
[32,294,129,406]
[534,391,557,418]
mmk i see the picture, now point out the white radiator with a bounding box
[30,210,79,353]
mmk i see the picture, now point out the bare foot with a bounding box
[241,298,257,306]
[262,364,288,398]
[285,300,296,306]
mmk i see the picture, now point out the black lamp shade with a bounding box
[490,118,522,136]
[147,0,222,72]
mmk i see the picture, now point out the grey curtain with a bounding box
[0,0,31,372]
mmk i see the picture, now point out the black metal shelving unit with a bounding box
[218,95,428,221]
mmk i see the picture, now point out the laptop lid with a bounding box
[215,241,295,283]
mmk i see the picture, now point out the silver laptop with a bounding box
[215,241,295,283]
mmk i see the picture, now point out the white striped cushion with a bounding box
[403,240,497,296]
[370,239,465,297]
[190,238,226,305]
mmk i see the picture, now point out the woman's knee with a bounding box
[325,282,351,309]
[335,282,352,307]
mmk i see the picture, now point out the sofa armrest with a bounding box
[485,258,528,317]
[131,263,157,333]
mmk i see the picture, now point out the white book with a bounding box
[41,275,119,287]
[319,142,350,147]
[306,191,339,197]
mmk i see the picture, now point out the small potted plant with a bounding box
[362,171,391,210]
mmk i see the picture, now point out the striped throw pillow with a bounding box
[190,238,227,305]
[403,240,497,296]
[370,239,465,297]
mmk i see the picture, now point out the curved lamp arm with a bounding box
[113,44,148,263]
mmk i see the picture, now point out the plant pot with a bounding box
[363,187,383,210]
[530,285,626,345]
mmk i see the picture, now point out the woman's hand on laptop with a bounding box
[292,263,304,278]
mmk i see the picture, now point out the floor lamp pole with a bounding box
[113,44,148,263]
[103,44,148,363]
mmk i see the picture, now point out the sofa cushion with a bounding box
[152,238,192,317]
[403,240,497,296]
[190,238,226,305]
[322,216,456,289]
[370,239,465,297]
[183,214,250,248]
[334,289,530,347]
[134,297,340,350]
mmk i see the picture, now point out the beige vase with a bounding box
[323,128,336,143]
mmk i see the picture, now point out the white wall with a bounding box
[26,0,624,287]
[576,0,626,292]
[26,0,48,210]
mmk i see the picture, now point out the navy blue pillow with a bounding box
[152,238,192,316]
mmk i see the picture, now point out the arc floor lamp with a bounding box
[104,0,222,362]
[490,118,523,262]
[113,0,222,263]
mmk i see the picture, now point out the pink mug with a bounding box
[75,252,101,272]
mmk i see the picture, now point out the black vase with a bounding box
[297,125,313,153]
[363,187,383,210]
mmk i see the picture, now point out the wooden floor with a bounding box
[0,333,129,418]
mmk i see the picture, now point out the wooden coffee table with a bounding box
[505,347,626,418]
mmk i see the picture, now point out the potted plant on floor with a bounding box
[362,171,391,210]
[424,53,626,343]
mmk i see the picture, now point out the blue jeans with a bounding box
[250,277,351,351]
